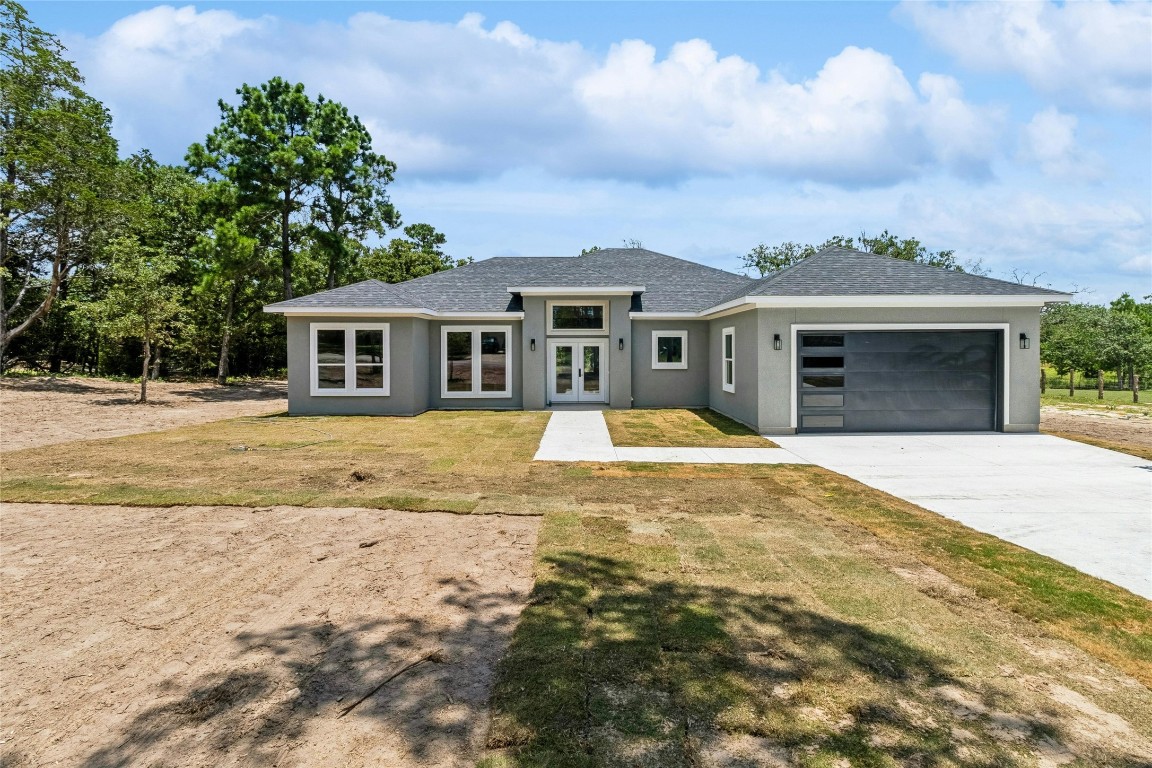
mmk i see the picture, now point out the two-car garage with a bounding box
[796,330,1001,433]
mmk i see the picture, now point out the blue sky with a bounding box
[29,1,1152,302]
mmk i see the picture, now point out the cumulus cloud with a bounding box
[67,5,1004,185]
[1018,107,1104,180]
[899,0,1152,111]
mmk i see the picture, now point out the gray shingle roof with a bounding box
[265,246,1068,315]
[722,247,1070,303]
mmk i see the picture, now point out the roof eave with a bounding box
[509,285,645,296]
[264,306,526,320]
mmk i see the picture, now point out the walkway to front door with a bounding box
[548,340,607,403]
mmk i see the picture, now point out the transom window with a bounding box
[442,325,512,398]
[310,323,389,396]
[721,326,735,393]
[548,301,608,334]
[651,330,688,370]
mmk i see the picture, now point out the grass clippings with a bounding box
[604,407,778,448]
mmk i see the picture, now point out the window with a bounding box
[441,326,512,398]
[651,330,688,370]
[309,323,389,396]
[802,335,844,348]
[721,326,735,393]
[548,301,608,334]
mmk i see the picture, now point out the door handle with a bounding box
[578,369,583,377]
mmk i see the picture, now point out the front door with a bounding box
[549,340,608,403]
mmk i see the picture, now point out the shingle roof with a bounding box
[721,247,1070,303]
[266,246,1069,315]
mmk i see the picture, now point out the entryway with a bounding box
[548,340,608,403]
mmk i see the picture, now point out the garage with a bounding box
[797,330,1001,433]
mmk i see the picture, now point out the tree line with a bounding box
[1041,294,1152,402]
[0,1,466,398]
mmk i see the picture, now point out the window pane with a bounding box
[724,333,733,358]
[725,360,734,384]
[583,345,600,394]
[318,365,345,389]
[802,335,844,347]
[802,375,844,388]
[317,329,345,364]
[657,335,683,364]
[552,305,604,330]
[480,331,507,392]
[356,365,384,389]
[355,329,384,363]
[802,356,844,369]
[554,345,573,394]
[445,331,473,392]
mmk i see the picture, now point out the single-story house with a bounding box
[264,246,1070,434]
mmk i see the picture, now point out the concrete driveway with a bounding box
[773,433,1152,600]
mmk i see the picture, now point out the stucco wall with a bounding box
[707,311,759,429]
[754,305,1043,433]
[286,316,430,416]
[631,320,710,407]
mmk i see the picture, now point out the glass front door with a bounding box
[549,341,608,403]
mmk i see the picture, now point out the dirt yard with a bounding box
[1042,405,1152,459]
[0,376,287,453]
[0,502,539,767]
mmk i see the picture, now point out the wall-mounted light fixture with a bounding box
[1019,333,1030,350]
[530,338,536,352]
[773,333,782,351]
[618,338,625,351]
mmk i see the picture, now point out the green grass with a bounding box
[1041,388,1150,414]
[604,408,778,448]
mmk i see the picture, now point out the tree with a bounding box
[580,245,602,255]
[1041,303,1107,397]
[359,223,469,283]
[1102,310,1152,403]
[0,0,118,363]
[742,231,961,277]
[195,214,262,384]
[86,237,183,402]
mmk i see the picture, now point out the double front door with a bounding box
[548,340,608,403]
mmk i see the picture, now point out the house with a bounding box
[264,247,1070,434]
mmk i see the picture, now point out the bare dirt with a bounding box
[0,376,287,453]
[0,502,540,767]
[1041,405,1152,455]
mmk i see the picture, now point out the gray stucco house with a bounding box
[264,247,1070,434]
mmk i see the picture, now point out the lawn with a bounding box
[1041,388,1151,416]
[3,411,1151,765]
[604,408,779,448]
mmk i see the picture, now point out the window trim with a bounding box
[651,330,688,370]
[309,322,390,397]
[721,326,735,393]
[440,325,513,399]
[546,300,609,336]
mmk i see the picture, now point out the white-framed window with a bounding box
[547,301,608,335]
[721,326,735,393]
[441,325,513,398]
[309,322,390,397]
[651,330,688,370]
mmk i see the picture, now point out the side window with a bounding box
[441,326,512,398]
[652,330,688,370]
[721,327,735,393]
[310,323,389,396]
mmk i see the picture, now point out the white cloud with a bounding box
[1018,107,1104,180]
[67,5,1003,186]
[899,1,1152,111]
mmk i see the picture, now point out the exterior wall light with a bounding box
[1019,333,1030,350]
[530,338,536,351]
[773,333,783,351]
[618,338,625,351]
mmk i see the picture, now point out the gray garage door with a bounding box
[797,331,1000,433]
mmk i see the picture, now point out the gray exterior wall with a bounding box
[428,320,524,410]
[631,320,710,408]
[708,310,760,429]
[753,305,1042,434]
[286,315,430,416]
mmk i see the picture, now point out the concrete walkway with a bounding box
[533,410,807,464]
[773,433,1152,599]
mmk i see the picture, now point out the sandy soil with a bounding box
[0,503,539,767]
[1041,405,1152,453]
[0,376,287,453]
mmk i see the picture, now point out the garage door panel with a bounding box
[846,408,995,432]
[843,371,994,392]
[846,388,995,411]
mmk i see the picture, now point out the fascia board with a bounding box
[509,286,645,296]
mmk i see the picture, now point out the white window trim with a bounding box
[546,300,609,336]
[441,325,513,399]
[309,322,390,397]
[651,330,688,370]
[721,326,735,393]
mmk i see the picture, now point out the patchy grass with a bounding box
[4,410,1152,764]
[1042,430,1152,462]
[605,408,778,448]
[1042,389,1151,416]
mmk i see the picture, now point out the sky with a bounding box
[28,0,1152,302]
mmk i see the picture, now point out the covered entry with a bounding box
[796,330,1001,433]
